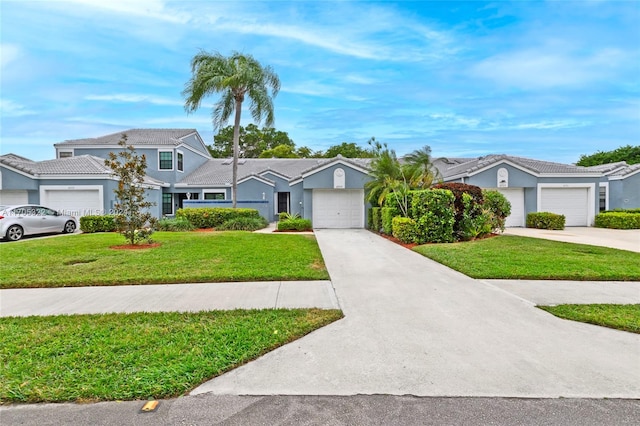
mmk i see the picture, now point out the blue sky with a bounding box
[1,0,639,163]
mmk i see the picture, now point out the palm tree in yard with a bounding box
[403,145,441,189]
[183,51,280,207]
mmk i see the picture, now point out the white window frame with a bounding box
[158,150,174,171]
[599,182,609,212]
[177,150,184,172]
[58,150,74,158]
[203,190,226,200]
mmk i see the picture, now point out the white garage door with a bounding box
[312,189,364,228]
[41,187,103,217]
[497,188,525,227]
[540,187,589,226]
[0,190,28,205]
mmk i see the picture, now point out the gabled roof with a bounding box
[177,156,372,187]
[55,129,198,147]
[609,163,640,180]
[1,154,111,175]
[0,154,168,187]
[436,154,601,179]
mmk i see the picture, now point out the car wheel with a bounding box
[63,220,76,234]
[6,225,24,241]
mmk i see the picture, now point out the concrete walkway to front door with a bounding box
[192,229,640,398]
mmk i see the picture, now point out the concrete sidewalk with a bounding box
[192,229,640,398]
[504,227,640,253]
[0,281,339,317]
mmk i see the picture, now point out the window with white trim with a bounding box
[204,191,225,200]
[162,193,173,215]
[177,151,184,172]
[159,151,173,170]
[59,151,73,158]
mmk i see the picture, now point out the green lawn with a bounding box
[413,235,640,280]
[539,304,640,334]
[0,309,343,403]
[0,232,329,288]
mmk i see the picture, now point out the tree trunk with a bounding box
[232,99,243,208]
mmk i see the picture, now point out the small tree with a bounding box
[104,135,156,245]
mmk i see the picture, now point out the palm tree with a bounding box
[183,51,280,207]
[403,145,441,189]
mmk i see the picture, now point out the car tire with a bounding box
[6,225,24,241]
[63,221,76,234]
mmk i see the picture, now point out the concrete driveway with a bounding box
[504,227,640,253]
[192,229,640,398]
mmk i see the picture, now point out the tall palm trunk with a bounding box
[231,98,243,208]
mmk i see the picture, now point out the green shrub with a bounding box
[595,212,640,229]
[384,191,410,218]
[154,217,195,232]
[367,208,374,229]
[218,216,269,231]
[277,218,313,231]
[79,215,117,233]
[411,189,455,244]
[482,190,512,232]
[176,207,261,229]
[432,182,484,240]
[601,208,640,214]
[527,212,565,230]
[381,207,397,235]
[458,193,493,240]
[392,216,417,244]
[371,207,382,232]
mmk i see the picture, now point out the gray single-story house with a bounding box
[433,155,640,227]
[1,128,638,227]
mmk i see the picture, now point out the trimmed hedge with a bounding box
[218,216,269,231]
[595,212,640,229]
[371,207,382,232]
[411,189,456,243]
[79,215,117,233]
[154,217,195,232]
[176,207,261,229]
[277,218,312,231]
[392,216,417,244]
[432,182,484,239]
[526,212,565,230]
[381,207,397,235]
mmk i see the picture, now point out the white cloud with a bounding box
[60,0,190,24]
[85,94,183,106]
[0,99,36,117]
[0,43,21,69]
[472,47,627,89]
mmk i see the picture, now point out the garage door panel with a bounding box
[0,190,28,205]
[41,187,102,217]
[497,188,524,227]
[540,188,588,227]
[312,189,364,228]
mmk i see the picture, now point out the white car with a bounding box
[0,205,77,241]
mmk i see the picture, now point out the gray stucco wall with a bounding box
[0,167,38,190]
[465,164,538,188]
[302,164,371,190]
[289,182,304,218]
[609,172,640,210]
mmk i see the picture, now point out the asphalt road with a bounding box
[2,395,639,425]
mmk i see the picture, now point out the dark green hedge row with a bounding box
[526,212,565,230]
[277,218,312,231]
[176,207,261,229]
[79,215,117,233]
[595,212,640,229]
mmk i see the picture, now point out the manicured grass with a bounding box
[539,304,640,334]
[0,309,343,403]
[0,232,329,288]
[413,235,640,280]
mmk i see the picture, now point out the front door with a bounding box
[177,193,199,209]
[277,192,290,214]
